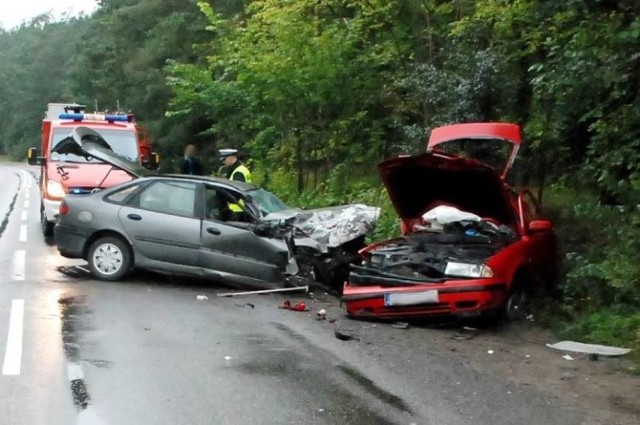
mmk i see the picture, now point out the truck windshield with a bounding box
[50,128,139,162]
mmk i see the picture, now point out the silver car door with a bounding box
[199,184,289,283]
[118,179,201,266]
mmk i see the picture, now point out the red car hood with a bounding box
[47,161,132,189]
[378,152,517,226]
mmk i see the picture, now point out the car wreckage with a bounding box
[342,123,557,320]
[52,127,379,290]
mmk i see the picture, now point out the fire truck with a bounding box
[27,103,159,237]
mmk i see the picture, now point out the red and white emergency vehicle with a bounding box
[27,103,159,236]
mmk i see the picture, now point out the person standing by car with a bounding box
[218,148,252,183]
[180,144,204,175]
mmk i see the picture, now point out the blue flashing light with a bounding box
[59,113,131,122]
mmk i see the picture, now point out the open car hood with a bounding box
[264,204,380,248]
[379,153,516,226]
[427,122,521,178]
[51,126,148,178]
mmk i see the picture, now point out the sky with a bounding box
[0,0,98,30]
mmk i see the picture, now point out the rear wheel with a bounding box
[87,236,132,281]
[40,205,54,237]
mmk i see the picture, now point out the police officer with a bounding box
[218,149,252,183]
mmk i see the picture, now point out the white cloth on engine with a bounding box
[421,205,481,229]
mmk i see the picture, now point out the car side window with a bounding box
[204,185,251,223]
[104,184,140,205]
[137,180,197,218]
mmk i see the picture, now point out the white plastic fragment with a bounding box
[547,341,631,356]
[224,356,232,361]
[562,354,574,361]
[487,350,494,354]
[197,295,208,300]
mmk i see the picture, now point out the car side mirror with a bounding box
[27,147,45,165]
[143,152,161,170]
[528,220,552,233]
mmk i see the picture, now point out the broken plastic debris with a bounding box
[391,321,410,329]
[334,329,358,341]
[224,356,232,361]
[196,295,208,300]
[562,354,574,361]
[316,309,327,321]
[278,300,309,312]
[525,354,531,358]
[546,341,631,357]
[487,350,494,354]
[451,326,478,340]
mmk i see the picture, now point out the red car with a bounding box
[342,123,557,321]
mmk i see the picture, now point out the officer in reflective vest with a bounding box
[218,149,252,215]
[219,149,252,183]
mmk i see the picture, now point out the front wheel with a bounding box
[504,278,532,321]
[41,206,54,237]
[294,253,336,294]
[87,236,132,281]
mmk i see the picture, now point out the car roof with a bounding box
[143,174,258,192]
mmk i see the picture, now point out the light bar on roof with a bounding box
[59,113,131,122]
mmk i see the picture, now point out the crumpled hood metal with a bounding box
[264,204,380,249]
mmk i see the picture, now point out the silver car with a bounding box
[53,127,379,290]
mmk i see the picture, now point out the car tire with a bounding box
[87,236,132,281]
[41,206,54,237]
[504,275,532,321]
[294,253,336,294]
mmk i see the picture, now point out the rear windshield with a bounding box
[50,128,139,162]
[432,138,514,174]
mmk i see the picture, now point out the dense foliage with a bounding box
[0,0,638,353]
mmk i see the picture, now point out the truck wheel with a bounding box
[87,236,132,281]
[40,206,54,237]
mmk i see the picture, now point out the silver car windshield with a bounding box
[50,128,139,162]
[248,188,288,216]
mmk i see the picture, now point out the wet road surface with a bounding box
[0,162,633,425]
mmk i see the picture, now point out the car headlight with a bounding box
[46,180,66,198]
[444,262,494,278]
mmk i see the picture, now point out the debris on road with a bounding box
[278,300,309,311]
[234,303,255,309]
[316,309,327,320]
[487,349,495,354]
[451,326,478,340]
[334,329,359,341]
[546,341,631,357]
[562,354,574,361]
[391,321,410,329]
[224,356,232,361]
[196,295,208,300]
[217,286,309,298]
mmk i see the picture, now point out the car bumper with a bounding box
[54,224,90,258]
[342,278,507,319]
[43,198,60,222]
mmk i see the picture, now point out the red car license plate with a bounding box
[384,290,439,307]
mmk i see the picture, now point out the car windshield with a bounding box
[247,188,289,215]
[50,128,139,162]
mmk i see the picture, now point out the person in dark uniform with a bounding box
[180,144,203,175]
[218,148,252,182]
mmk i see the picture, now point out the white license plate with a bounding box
[384,290,439,307]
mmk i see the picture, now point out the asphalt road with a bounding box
[0,162,625,425]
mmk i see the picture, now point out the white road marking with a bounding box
[2,299,25,375]
[21,210,27,221]
[23,200,29,209]
[12,250,26,281]
[19,225,27,242]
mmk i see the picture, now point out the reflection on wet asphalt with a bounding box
[58,295,93,412]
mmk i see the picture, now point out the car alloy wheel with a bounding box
[40,205,54,237]
[87,236,132,281]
